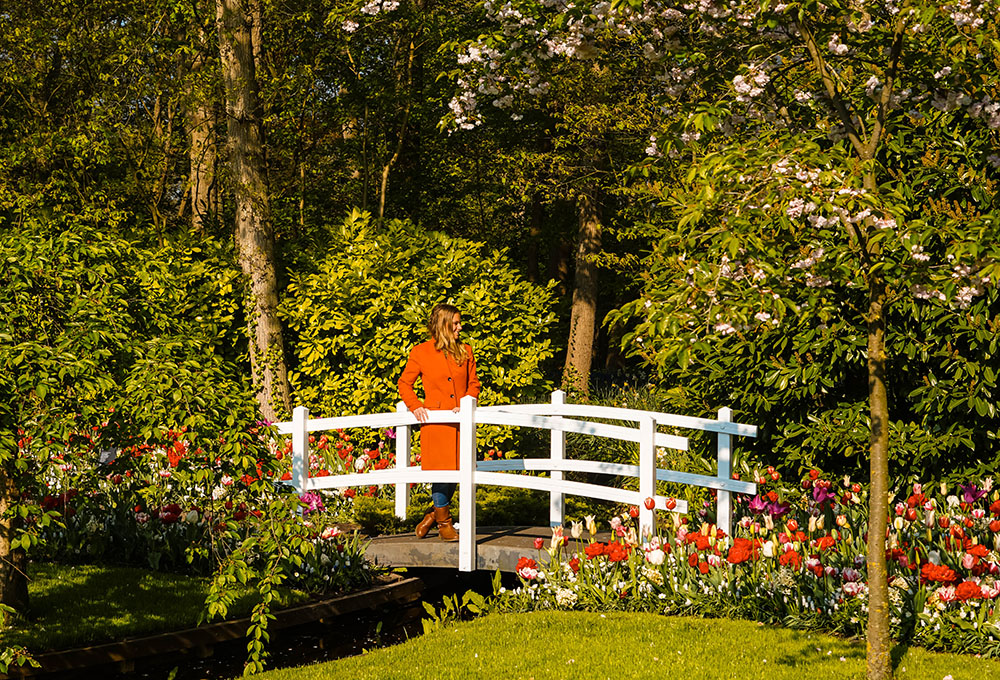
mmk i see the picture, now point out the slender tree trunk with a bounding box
[563,190,601,395]
[186,29,219,235]
[377,41,415,221]
[187,99,219,234]
[526,194,543,283]
[866,275,892,679]
[863,165,892,679]
[216,0,291,421]
[0,469,28,621]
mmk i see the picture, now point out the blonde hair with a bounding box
[428,303,466,365]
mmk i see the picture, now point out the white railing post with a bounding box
[394,401,411,520]
[458,395,478,572]
[638,414,656,540]
[291,405,310,493]
[549,390,565,528]
[717,407,733,537]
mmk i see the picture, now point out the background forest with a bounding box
[5,0,1000,482]
[5,2,1000,677]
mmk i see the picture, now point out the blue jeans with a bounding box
[431,483,456,508]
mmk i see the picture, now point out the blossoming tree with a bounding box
[450,1,1000,677]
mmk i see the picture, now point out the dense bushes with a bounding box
[280,210,559,421]
[611,290,1000,484]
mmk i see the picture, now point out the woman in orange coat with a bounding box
[398,303,481,541]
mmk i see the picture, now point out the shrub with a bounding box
[280,210,559,447]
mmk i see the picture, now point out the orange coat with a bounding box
[397,341,481,470]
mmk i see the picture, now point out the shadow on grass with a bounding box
[12,563,257,652]
[891,643,912,670]
[771,627,866,668]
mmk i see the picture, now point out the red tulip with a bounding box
[629,506,640,518]
[644,497,656,510]
[665,498,677,510]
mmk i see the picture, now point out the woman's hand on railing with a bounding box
[413,406,429,423]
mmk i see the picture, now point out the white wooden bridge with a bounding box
[275,391,757,572]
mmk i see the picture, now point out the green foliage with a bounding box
[346,486,550,534]
[350,495,409,536]
[475,486,549,527]
[0,642,36,675]
[281,209,558,423]
[203,492,379,675]
[629,289,1000,482]
[0,225,259,568]
[419,587,492,635]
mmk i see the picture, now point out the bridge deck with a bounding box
[365,526,606,573]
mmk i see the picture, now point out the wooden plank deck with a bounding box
[365,526,604,572]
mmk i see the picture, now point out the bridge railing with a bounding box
[275,390,757,572]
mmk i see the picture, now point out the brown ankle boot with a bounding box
[415,508,435,539]
[434,505,458,542]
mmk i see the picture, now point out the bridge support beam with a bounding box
[458,395,478,572]
[394,401,411,520]
[291,405,310,493]
[717,407,733,538]
[549,390,565,528]
[638,414,656,540]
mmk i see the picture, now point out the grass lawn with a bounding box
[4,563,264,652]
[254,610,1000,680]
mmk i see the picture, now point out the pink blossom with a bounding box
[842,581,866,597]
[842,568,862,582]
[937,585,957,602]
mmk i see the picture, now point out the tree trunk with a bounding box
[187,98,219,235]
[525,194,543,283]
[185,27,219,235]
[866,273,892,680]
[0,469,29,622]
[563,190,601,395]
[377,41,415,221]
[216,0,291,421]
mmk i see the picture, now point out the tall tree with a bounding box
[216,0,291,420]
[445,10,660,393]
[598,4,1000,678]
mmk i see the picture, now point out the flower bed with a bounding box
[25,424,377,593]
[499,468,1000,656]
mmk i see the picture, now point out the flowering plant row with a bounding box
[25,422,377,595]
[499,469,1000,656]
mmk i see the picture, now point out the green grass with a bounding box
[254,611,1000,680]
[5,563,266,652]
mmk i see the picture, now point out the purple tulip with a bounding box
[768,501,791,518]
[748,495,769,514]
[960,483,987,504]
[812,485,836,506]
[299,491,325,514]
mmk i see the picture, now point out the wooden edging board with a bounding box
[4,575,424,678]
